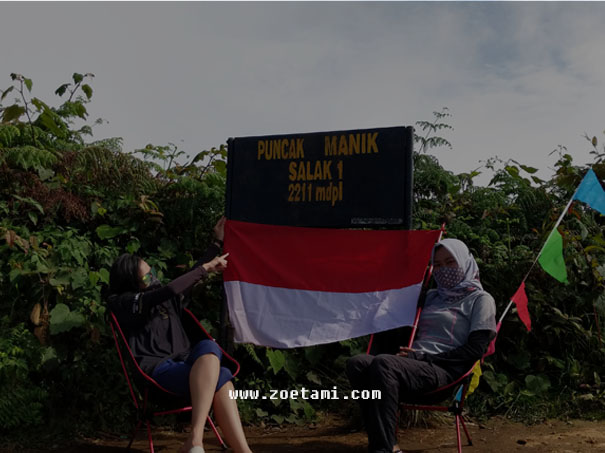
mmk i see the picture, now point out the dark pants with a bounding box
[346,354,453,453]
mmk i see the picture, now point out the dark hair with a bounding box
[109,253,142,295]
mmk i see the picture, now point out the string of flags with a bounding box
[507,168,605,332]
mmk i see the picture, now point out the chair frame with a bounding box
[399,355,485,452]
[397,323,500,453]
[109,307,240,453]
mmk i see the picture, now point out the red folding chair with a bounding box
[399,330,499,453]
[109,307,240,453]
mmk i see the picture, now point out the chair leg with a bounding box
[207,415,228,450]
[455,414,462,453]
[127,420,142,451]
[146,420,155,453]
[459,415,473,446]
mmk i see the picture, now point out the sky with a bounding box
[1,2,604,185]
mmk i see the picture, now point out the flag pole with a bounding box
[497,300,515,326]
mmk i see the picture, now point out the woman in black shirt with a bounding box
[108,217,252,453]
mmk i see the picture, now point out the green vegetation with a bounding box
[1,74,604,445]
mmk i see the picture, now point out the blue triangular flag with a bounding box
[573,169,605,215]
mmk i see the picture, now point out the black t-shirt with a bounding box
[108,244,219,374]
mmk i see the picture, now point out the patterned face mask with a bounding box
[141,267,160,288]
[433,266,466,289]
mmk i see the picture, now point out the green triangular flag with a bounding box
[538,229,568,284]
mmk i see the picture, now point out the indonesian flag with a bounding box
[223,220,440,348]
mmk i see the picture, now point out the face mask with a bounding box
[433,266,465,289]
[141,268,160,288]
[146,275,161,288]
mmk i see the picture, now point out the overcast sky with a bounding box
[2,2,604,185]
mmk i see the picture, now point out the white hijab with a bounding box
[432,238,483,301]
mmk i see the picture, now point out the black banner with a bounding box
[226,126,413,228]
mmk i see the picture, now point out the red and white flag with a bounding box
[223,220,440,348]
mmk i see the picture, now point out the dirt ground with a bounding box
[8,415,603,453]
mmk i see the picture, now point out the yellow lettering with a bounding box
[288,161,297,181]
[275,140,282,159]
[325,136,337,156]
[271,140,281,159]
[361,133,367,154]
[297,162,307,181]
[258,137,306,160]
[315,181,343,205]
[349,134,360,155]
[313,161,322,180]
[323,160,332,180]
[337,160,343,179]
[331,183,339,207]
[338,135,348,156]
[316,185,326,201]
[289,160,334,181]
[367,132,378,153]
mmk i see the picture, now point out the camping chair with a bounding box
[366,322,498,452]
[395,277,502,453]
[399,329,499,453]
[109,307,240,453]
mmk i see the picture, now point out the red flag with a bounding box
[223,220,441,348]
[512,282,531,331]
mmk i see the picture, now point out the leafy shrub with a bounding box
[2,73,605,441]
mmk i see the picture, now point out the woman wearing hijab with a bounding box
[108,217,253,453]
[346,238,497,453]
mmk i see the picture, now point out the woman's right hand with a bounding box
[203,253,229,273]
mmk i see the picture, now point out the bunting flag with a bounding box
[223,220,440,348]
[511,282,531,331]
[573,168,605,215]
[507,168,604,328]
[537,229,568,284]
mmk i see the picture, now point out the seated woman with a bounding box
[107,217,252,453]
[346,238,496,453]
